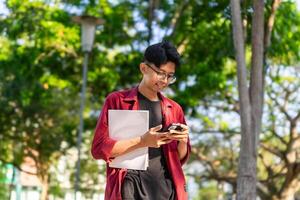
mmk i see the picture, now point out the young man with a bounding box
[91,41,191,200]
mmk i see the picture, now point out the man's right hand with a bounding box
[111,125,172,158]
[140,124,172,148]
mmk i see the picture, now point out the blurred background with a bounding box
[0,0,300,199]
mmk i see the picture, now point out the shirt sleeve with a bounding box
[91,93,117,162]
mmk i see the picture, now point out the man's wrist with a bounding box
[177,139,188,160]
[177,140,188,150]
[137,135,145,148]
[178,139,188,145]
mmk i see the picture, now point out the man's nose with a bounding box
[160,76,169,84]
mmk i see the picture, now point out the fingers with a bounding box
[147,124,189,147]
[169,129,188,135]
[167,134,188,140]
[150,124,162,132]
[167,130,188,137]
[157,131,169,137]
[151,138,172,148]
[180,124,189,131]
[167,134,188,143]
[157,139,173,146]
[170,123,188,131]
[167,123,189,142]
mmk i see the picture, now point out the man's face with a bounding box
[141,61,176,92]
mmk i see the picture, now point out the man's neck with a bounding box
[138,82,159,101]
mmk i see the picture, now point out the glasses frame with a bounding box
[144,63,177,84]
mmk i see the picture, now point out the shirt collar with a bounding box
[123,85,173,108]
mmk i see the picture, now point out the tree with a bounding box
[1,0,298,199]
[0,0,138,199]
[187,1,299,199]
[258,65,300,200]
[0,1,81,199]
[188,64,300,200]
[230,0,265,198]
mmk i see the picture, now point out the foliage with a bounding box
[193,181,221,200]
[0,0,300,199]
[0,163,9,200]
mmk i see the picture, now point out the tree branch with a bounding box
[278,163,300,198]
[190,127,240,136]
[191,147,219,175]
[292,110,300,123]
[166,0,190,39]
[264,0,282,50]
[267,89,292,121]
[187,172,236,186]
[147,0,158,44]
[260,143,284,160]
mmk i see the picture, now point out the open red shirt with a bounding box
[91,86,191,200]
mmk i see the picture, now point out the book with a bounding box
[108,109,149,170]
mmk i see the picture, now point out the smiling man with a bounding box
[91,41,191,200]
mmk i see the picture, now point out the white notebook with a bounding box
[108,110,149,170]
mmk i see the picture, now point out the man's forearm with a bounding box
[177,140,188,160]
[110,137,144,158]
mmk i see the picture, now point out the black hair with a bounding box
[143,41,181,68]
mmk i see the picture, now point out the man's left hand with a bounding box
[167,123,189,143]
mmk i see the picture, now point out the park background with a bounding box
[0,0,300,199]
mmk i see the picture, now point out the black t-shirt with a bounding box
[121,92,175,200]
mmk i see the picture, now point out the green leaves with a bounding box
[268,2,300,65]
[0,0,300,198]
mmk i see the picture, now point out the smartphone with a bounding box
[168,124,183,132]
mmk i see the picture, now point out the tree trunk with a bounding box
[230,0,254,199]
[248,0,265,198]
[217,182,225,200]
[147,0,156,44]
[250,0,264,148]
[40,173,49,200]
[230,0,265,199]
[279,179,300,200]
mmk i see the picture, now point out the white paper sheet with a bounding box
[108,110,149,170]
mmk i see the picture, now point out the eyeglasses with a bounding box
[145,63,177,84]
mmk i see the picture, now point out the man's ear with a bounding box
[139,63,147,74]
